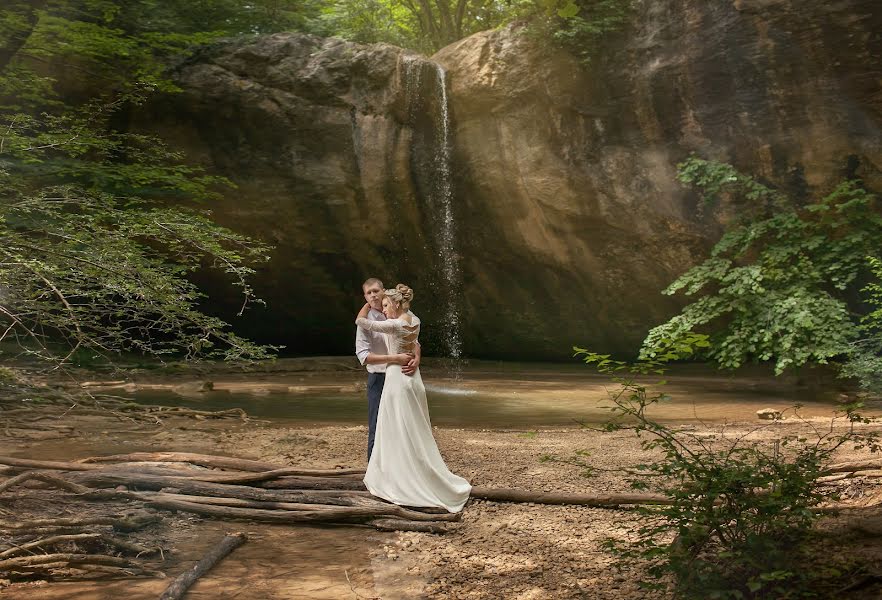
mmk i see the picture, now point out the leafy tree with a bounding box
[0,91,276,365]
[641,158,882,378]
[316,0,633,56]
[525,0,634,64]
[316,0,416,48]
[317,0,520,53]
[0,1,290,366]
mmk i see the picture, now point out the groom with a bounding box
[355,277,420,460]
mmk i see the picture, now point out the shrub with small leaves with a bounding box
[574,342,877,599]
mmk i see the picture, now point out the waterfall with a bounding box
[432,64,462,360]
[403,57,463,361]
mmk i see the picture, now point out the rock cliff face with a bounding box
[142,0,881,359]
[144,36,461,355]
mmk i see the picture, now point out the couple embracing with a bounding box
[354,278,471,513]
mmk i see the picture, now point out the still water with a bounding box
[125,360,867,427]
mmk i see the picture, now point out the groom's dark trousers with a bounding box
[367,372,386,460]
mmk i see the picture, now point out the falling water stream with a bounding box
[404,57,463,363]
[431,64,462,361]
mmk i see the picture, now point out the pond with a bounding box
[123,359,866,428]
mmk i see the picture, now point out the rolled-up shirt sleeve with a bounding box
[355,325,371,365]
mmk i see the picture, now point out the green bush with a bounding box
[574,345,877,599]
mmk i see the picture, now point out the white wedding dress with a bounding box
[356,312,471,513]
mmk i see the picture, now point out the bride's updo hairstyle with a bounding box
[384,283,414,312]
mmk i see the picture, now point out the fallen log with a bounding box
[0,553,141,571]
[0,456,98,472]
[469,487,673,506]
[68,471,372,505]
[129,491,460,522]
[260,476,367,491]
[0,470,91,494]
[193,468,366,485]
[140,495,454,526]
[825,459,882,474]
[78,452,364,476]
[79,452,283,472]
[0,514,160,532]
[159,532,247,600]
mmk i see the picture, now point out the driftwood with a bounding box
[259,476,368,491]
[159,532,247,600]
[0,470,92,493]
[0,458,457,535]
[0,552,142,571]
[129,491,460,522]
[78,452,364,476]
[825,459,882,474]
[0,514,160,532]
[137,495,456,531]
[189,468,367,485]
[0,456,99,471]
[9,449,881,554]
[470,487,673,506]
[68,471,373,505]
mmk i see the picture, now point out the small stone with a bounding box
[756,408,782,420]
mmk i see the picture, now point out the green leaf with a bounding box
[557,1,580,19]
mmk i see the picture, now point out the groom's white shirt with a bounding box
[355,307,388,374]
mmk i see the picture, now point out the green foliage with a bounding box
[840,256,882,393]
[676,157,787,210]
[316,0,415,49]
[3,1,327,104]
[316,0,633,56]
[574,347,876,599]
[0,2,285,366]
[317,0,518,53]
[504,0,634,65]
[641,158,882,375]
[0,89,277,364]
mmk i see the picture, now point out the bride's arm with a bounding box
[355,302,396,332]
[356,316,399,334]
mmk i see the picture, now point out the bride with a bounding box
[355,284,471,513]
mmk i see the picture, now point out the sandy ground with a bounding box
[208,420,882,599]
[4,360,882,598]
